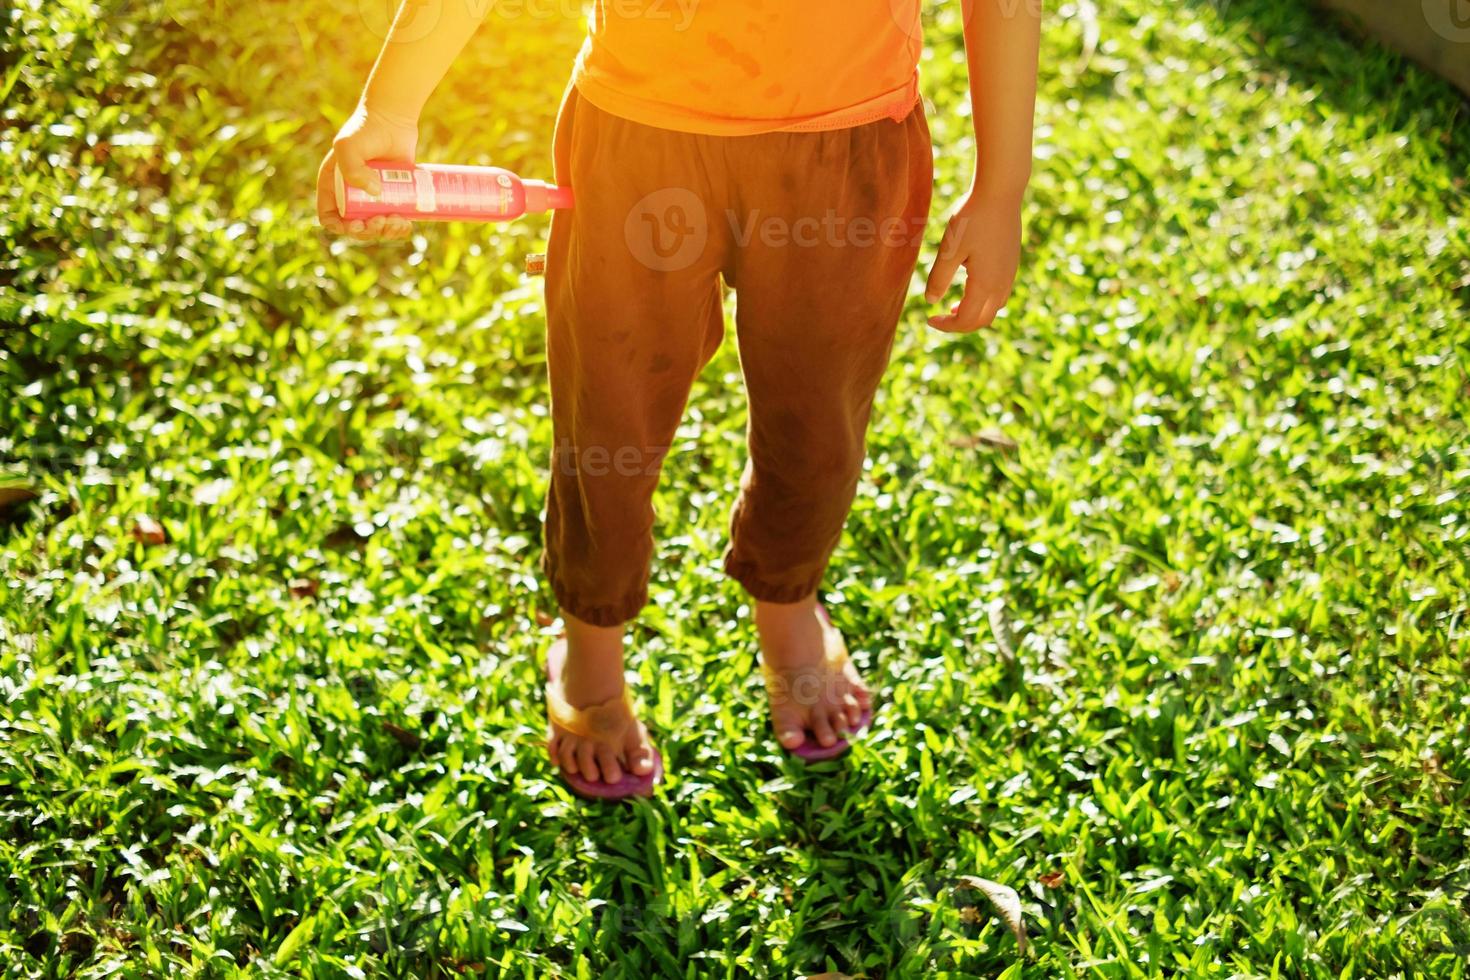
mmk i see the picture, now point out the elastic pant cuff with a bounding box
[723,554,823,604]
[544,565,647,627]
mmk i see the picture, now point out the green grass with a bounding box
[3,0,1469,975]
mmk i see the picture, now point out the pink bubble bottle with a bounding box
[335,159,573,222]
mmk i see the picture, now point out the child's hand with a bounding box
[315,105,419,241]
[923,187,1024,333]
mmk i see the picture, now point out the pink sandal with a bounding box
[545,639,662,799]
[761,605,872,761]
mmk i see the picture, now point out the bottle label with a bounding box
[345,162,538,220]
[413,169,437,212]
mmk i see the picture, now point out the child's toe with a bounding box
[771,701,807,749]
[576,742,599,781]
[811,711,837,747]
[625,728,655,774]
[596,745,623,784]
[559,738,580,775]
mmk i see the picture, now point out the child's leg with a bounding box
[540,87,732,781]
[724,106,934,747]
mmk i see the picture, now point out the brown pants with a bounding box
[541,85,934,626]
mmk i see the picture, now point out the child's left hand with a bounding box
[923,187,1024,333]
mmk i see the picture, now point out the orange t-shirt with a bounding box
[570,0,924,136]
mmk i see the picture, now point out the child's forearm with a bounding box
[961,0,1041,198]
[359,0,488,123]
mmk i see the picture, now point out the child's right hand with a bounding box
[315,105,419,241]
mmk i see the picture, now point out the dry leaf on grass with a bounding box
[380,721,422,750]
[950,428,1018,453]
[975,428,1019,451]
[132,515,166,545]
[1076,0,1100,72]
[288,578,319,599]
[957,875,1028,956]
[988,600,1019,665]
[0,485,39,510]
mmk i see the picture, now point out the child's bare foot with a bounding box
[755,595,872,750]
[545,613,658,785]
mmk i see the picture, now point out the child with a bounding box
[316,0,1039,798]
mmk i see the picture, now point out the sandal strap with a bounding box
[761,620,851,694]
[546,676,637,741]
